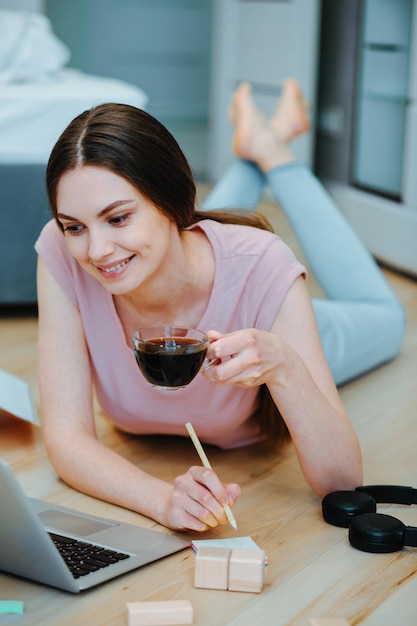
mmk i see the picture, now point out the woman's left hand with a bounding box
[202,277,363,499]
[202,328,281,388]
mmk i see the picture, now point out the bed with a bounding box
[0,10,148,304]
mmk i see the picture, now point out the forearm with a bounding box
[268,346,363,497]
[45,433,173,526]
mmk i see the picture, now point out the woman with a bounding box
[35,80,403,532]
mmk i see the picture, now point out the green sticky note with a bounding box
[0,601,24,615]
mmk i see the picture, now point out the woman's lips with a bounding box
[95,256,134,277]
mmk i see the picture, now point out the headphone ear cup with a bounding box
[322,491,377,527]
[349,513,406,553]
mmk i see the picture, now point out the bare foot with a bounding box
[269,78,310,142]
[229,83,294,172]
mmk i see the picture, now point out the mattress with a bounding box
[0,68,148,164]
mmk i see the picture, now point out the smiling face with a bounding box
[56,165,178,296]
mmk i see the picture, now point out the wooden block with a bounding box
[227,548,265,593]
[194,546,231,590]
[310,617,349,626]
[126,600,193,626]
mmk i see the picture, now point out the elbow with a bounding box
[43,431,83,486]
[309,450,363,500]
[313,474,362,501]
[44,437,69,481]
[315,471,363,501]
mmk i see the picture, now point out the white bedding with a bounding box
[0,68,148,164]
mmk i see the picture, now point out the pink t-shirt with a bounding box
[35,218,306,449]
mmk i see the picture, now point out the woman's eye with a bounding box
[109,214,129,226]
[62,224,84,235]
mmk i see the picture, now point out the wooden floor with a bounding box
[0,189,417,625]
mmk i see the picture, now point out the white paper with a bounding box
[0,369,39,426]
[192,536,261,551]
[191,536,268,564]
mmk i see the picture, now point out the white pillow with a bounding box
[0,9,70,83]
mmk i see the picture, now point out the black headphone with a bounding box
[322,485,417,553]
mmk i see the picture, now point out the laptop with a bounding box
[0,460,190,593]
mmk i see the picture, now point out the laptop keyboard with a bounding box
[49,532,131,579]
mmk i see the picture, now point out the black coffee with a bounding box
[134,336,208,388]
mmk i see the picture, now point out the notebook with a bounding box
[0,460,190,593]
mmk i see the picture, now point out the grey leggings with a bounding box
[201,160,406,385]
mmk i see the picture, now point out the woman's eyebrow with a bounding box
[57,200,134,221]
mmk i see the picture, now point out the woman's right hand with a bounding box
[164,466,240,531]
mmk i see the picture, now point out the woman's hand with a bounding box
[201,277,362,498]
[164,466,240,532]
[202,328,281,388]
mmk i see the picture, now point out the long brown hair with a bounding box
[46,102,289,444]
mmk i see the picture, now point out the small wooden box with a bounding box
[126,600,193,626]
[194,546,231,590]
[228,548,265,593]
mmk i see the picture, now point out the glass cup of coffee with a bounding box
[133,325,209,390]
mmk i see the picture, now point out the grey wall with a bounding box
[45,0,213,178]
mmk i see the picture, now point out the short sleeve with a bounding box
[247,236,307,331]
[35,219,79,307]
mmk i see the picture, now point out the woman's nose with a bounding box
[87,228,115,260]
